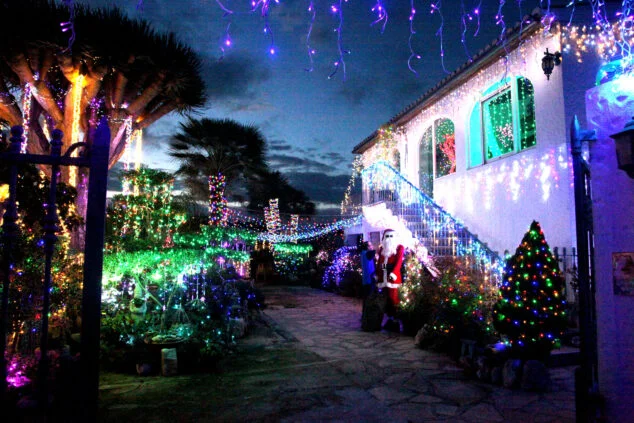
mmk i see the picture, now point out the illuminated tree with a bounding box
[169,118,268,226]
[493,221,567,359]
[0,0,205,242]
[106,168,186,251]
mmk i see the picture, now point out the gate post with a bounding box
[570,115,600,421]
[80,117,110,418]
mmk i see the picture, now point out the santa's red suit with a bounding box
[375,243,405,317]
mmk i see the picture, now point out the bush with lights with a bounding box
[100,167,264,372]
[493,221,567,360]
[0,156,83,389]
[322,245,362,295]
[271,243,313,284]
[400,254,497,356]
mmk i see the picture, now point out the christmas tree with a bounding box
[493,221,567,359]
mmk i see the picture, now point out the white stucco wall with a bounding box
[368,30,577,255]
[585,78,634,421]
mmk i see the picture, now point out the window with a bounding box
[469,76,536,167]
[419,118,455,196]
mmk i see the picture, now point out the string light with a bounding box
[20,83,32,154]
[305,1,316,72]
[69,73,84,187]
[329,0,349,80]
[431,1,450,74]
[371,1,388,34]
[407,0,421,75]
[208,173,228,227]
[493,221,567,354]
[340,156,364,216]
[259,215,362,243]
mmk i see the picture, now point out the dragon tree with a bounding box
[0,0,205,243]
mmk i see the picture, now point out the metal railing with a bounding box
[361,161,503,283]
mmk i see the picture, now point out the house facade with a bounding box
[349,21,599,261]
[347,17,634,420]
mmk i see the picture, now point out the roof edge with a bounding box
[352,14,545,155]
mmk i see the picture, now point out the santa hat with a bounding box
[383,229,395,238]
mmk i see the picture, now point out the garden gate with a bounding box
[0,119,110,419]
[570,115,600,421]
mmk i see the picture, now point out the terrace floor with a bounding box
[98,285,576,422]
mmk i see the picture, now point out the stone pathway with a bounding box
[98,285,576,422]
[261,285,576,423]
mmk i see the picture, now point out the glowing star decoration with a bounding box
[69,73,84,187]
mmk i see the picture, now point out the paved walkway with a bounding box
[260,285,576,423]
[99,285,576,422]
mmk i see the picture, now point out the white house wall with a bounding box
[364,30,576,256]
[585,78,634,421]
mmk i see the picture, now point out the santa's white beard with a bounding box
[382,237,398,262]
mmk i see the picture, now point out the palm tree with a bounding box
[0,0,205,243]
[169,118,268,226]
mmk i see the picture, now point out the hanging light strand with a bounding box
[407,0,421,74]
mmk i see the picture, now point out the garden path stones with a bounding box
[99,285,577,422]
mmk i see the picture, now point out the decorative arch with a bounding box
[418,117,455,197]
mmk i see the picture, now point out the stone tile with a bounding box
[434,403,460,416]
[369,385,416,404]
[389,402,436,421]
[459,403,504,422]
[431,379,488,406]
[410,393,443,404]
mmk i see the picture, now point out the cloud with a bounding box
[268,139,293,151]
[267,154,337,173]
[319,151,347,166]
[201,53,273,102]
[286,171,350,204]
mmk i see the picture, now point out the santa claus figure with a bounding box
[374,229,405,332]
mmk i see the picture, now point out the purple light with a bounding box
[407,0,420,74]
[305,1,317,72]
[371,1,389,34]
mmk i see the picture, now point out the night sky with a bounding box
[91,0,558,212]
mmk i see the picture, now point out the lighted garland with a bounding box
[258,215,362,243]
[340,155,364,216]
[20,83,32,154]
[362,161,503,282]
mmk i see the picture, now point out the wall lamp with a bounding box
[542,48,562,80]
